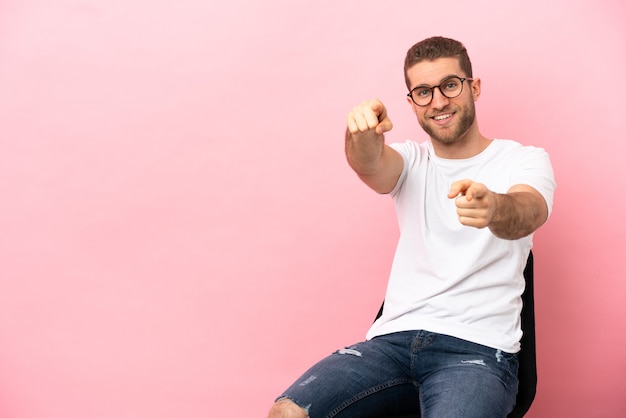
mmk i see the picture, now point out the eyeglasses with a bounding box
[407,76,473,106]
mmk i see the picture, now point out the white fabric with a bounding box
[365,139,555,353]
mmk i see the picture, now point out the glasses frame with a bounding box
[407,76,473,106]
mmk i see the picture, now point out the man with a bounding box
[268,36,555,418]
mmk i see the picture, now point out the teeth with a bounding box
[434,114,451,121]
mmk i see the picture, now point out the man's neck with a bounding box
[431,130,492,159]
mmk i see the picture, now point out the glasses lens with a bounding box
[411,87,433,106]
[440,77,463,99]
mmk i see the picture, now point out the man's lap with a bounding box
[276,330,518,418]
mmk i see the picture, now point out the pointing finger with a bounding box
[465,183,488,201]
[448,179,472,199]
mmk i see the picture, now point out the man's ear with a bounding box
[471,78,481,101]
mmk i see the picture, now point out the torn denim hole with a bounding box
[460,359,487,366]
[298,375,317,386]
[495,349,504,363]
[276,396,311,417]
[336,348,363,357]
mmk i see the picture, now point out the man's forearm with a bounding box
[489,191,548,240]
[344,128,403,194]
[344,128,385,176]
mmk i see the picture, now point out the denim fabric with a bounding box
[276,330,518,418]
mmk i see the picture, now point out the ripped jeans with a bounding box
[276,330,518,418]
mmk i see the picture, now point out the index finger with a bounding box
[347,101,384,133]
[448,179,473,199]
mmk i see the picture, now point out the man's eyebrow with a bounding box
[412,74,461,89]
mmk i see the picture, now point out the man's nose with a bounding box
[430,87,450,109]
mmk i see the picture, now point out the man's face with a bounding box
[406,57,480,145]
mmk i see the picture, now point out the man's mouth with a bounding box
[432,113,453,122]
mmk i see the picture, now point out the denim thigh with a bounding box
[276,330,518,418]
[415,333,519,418]
[276,332,418,418]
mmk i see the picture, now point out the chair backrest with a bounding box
[375,251,537,418]
[509,250,536,418]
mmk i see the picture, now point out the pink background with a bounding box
[1,1,625,417]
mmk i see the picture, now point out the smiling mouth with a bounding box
[432,113,453,121]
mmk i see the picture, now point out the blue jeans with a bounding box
[276,330,518,418]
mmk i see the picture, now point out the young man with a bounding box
[269,36,555,418]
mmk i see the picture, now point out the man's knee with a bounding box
[268,398,308,418]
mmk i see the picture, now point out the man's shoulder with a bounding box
[389,139,431,155]
[491,138,545,151]
[491,138,522,148]
[489,139,547,157]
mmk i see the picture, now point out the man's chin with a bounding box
[425,127,459,145]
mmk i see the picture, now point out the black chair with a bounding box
[375,251,537,418]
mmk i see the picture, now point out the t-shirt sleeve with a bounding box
[388,140,419,197]
[511,146,556,217]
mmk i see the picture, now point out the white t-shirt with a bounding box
[366,139,555,353]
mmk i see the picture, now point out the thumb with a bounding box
[375,116,393,134]
[371,101,393,135]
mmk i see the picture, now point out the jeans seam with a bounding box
[327,378,414,418]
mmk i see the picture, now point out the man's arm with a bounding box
[448,180,549,240]
[345,99,404,194]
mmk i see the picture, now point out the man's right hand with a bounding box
[346,99,393,136]
[345,99,402,194]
